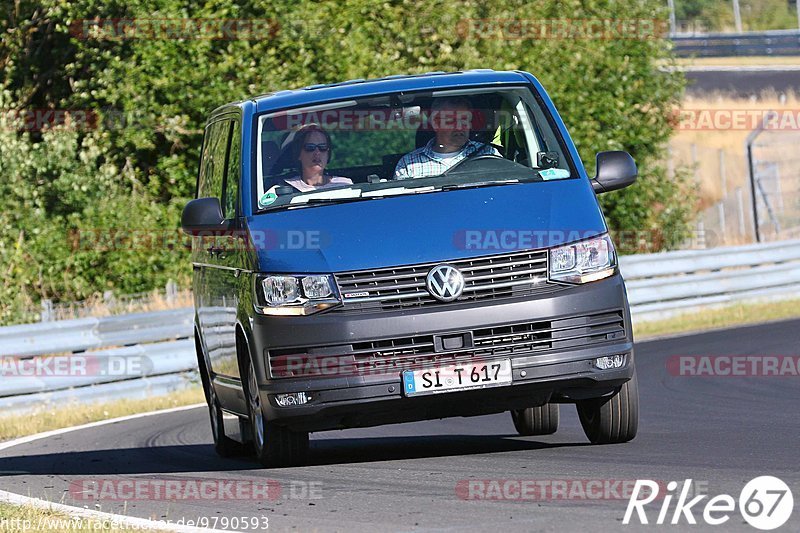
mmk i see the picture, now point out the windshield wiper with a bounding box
[261,195,376,211]
[301,196,375,205]
[439,179,521,191]
[363,186,437,198]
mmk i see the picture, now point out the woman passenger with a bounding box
[284,125,352,192]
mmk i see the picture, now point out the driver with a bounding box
[394,97,499,179]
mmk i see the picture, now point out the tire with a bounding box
[197,333,246,458]
[576,371,639,444]
[206,382,247,457]
[511,403,559,436]
[244,357,309,467]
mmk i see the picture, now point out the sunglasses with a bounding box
[302,143,329,153]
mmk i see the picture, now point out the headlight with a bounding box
[301,275,333,299]
[548,234,616,284]
[255,274,340,315]
[262,276,301,306]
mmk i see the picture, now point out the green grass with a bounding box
[634,298,800,339]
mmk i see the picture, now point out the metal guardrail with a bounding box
[0,373,199,413]
[621,240,800,321]
[672,29,800,57]
[0,340,195,397]
[0,308,192,359]
[0,239,798,412]
[0,309,196,413]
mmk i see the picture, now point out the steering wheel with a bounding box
[442,149,505,175]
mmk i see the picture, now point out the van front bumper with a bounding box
[249,274,634,432]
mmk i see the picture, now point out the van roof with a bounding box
[209,69,534,118]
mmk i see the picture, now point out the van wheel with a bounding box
[576,372,639,444]
[510,403,559,436]
[245,357,309,467]
[206,383,247,457]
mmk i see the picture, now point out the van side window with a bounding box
[197,119,232,200]
[222,120,241,219]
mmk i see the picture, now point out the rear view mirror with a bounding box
[181,197,226,235]
[592,151,637,193]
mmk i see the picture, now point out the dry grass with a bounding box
[634,298,800,339]
[0,387,204,442]
[674,56,800,67]
[46,289,193,322]
[670,90,800,243]
[0,502,170,532]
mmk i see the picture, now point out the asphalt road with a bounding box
[1,319,798,532]
[685,68,800,97]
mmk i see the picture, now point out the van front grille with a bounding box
[333,249,562,314]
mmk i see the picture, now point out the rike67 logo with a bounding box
[624,476,794,530]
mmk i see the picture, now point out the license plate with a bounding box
[402,359,512,397]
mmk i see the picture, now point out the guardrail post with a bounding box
[732,0,743,33]
[667,0,676,36]
[696,220,706,249]
[736,187,747,237]
[40,299,54,323]
[797,0,800,31]
[166,279,177,306]
[103,290,116,312]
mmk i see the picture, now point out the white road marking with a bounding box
[0,403,203,453]
[0,403,231,533]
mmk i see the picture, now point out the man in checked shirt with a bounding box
[394,97,500,179]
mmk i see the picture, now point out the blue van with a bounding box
[182,70,639,467]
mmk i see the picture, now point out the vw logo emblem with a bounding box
[426,265,465,302]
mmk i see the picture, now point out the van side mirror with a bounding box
[591,151,637,193]
[181,197,226,235]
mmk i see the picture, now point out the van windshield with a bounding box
[254,86,574,211]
